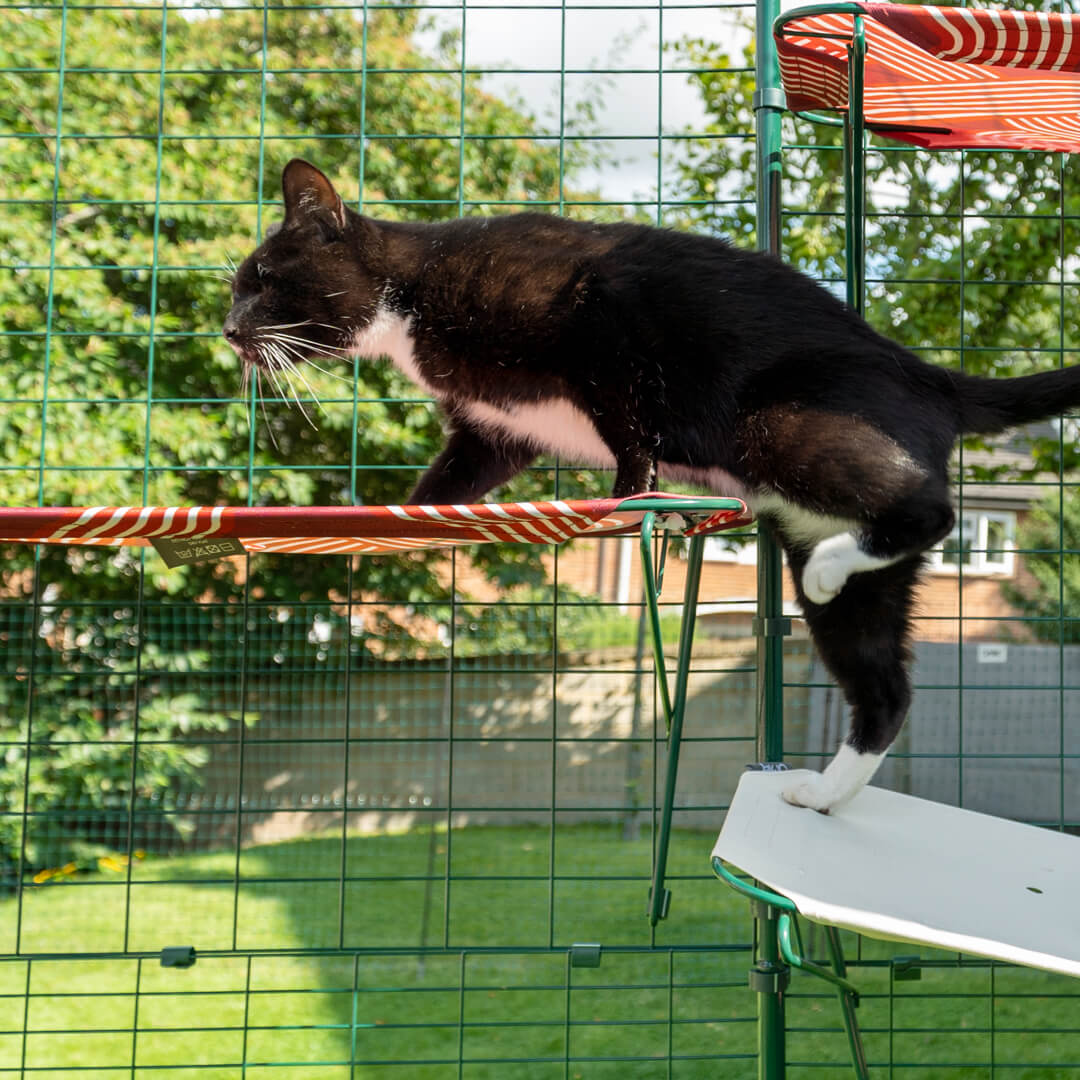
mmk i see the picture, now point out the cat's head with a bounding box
[223,159,381,372]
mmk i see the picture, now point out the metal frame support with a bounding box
[844,13,868,315]
[625,497,745,924]
[754,0,786,770]
[746,6,873,1075]
[752,901,790,1080]
[753,1,789,1073]
[715,858,871,1080]
[776,916,870,1080]
[641,514,707,925]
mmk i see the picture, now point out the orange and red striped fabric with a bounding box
[777,3,1080,150]
[0,496,750,557]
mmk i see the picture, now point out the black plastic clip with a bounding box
[752,617,792,638]
[160,946,197,969]
[749,962,791,994]
[892,955,922,982]
[570,943,603,969]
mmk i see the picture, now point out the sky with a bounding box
[417,1,754,202]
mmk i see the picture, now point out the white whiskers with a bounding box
[235,318,361,437]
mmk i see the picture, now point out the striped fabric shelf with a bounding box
[776,1,1080,151]
[0,494,752,558]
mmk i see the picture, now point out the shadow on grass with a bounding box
[8,824,1080,1078]
[3,822,759,1078]
[227,821,759,1077]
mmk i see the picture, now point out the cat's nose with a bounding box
[222,319,240,342]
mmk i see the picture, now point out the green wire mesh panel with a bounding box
[0,0,765,1075]
[7,0,1080,1075]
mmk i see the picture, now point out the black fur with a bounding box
[224,159,1080,809]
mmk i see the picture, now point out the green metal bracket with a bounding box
[618,497,747,926]
[773,1,864,34]
[772,2,868,316]
[714,857,870,1079]
[641,512,708,925]
[777,914,861,1001]
[777,915,870,1079]
[711,857,797,913]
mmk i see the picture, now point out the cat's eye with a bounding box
[256,262,269,280]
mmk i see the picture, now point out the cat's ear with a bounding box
[281,159,347,237]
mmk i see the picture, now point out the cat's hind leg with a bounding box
[801,485,955,605]
[782,555,921,813]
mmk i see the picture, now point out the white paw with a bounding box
[802,549,852,605]
[782,772,835,813]
[802,532,892,606]
[782,746,887,813]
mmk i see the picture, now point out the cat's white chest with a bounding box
[462,398,616,465]
[351,307,615,465]
[351,308,421,383]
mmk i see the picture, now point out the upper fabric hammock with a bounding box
[0,495,750,558]
[775,2,1080,151]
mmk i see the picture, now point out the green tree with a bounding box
[0,5,604,878]
[1004,492,1080,643]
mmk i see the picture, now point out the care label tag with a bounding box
[150,536,246,567]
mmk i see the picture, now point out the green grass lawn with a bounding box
[2,824,1078,1078]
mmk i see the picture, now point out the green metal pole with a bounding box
[752,902,790,1080]
[846,14,867,316]
[753,1,790,1075]
[754,0,787,767]
[825,926,871,1079]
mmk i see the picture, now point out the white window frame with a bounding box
[929,509,1016,576]
[702,509,1017,576]
[703,535,758,565]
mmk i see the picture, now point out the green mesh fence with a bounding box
[2,0,1080,1076]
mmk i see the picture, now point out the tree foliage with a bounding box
[0,5,604,877]
[1004,492,1080,643]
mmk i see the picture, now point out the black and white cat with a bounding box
[224,159,1080,814]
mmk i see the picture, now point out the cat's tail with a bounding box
[953,365,1080,435]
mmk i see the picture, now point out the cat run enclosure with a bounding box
[3,0,1080,1077]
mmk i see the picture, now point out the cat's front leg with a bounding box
[408,425,537,505]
